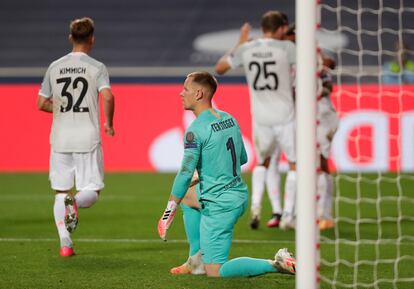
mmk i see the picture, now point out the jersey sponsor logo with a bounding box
[211,118,235,132]
[223,176,242,190]
[59,67,86,75]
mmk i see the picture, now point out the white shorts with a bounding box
[253,120,296,164]
[49,146,104,191]
[317,98,339,159]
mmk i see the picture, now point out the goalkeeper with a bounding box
[157,71,296,277]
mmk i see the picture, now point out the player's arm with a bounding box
[215,22,251,75]
[158,131,201,241]
[189,170,199,187]
[38,66,53,113]
[100,88,115,136]
[37,95,53,113]
[97,64,115,136]
[321,51,336,69]
[240,140,248,166]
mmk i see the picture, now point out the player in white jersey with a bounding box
[316,64,339,230]
[216,11,297,230]
[37,17,115,256]
[284,24,339,230]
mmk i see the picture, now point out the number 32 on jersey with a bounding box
[56,77,89,113]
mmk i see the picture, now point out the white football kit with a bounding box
[39,52,110,191]
[228,38,296,163]
[317,69,339,159]
[317,96,339,159]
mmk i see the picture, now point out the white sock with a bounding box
[318,173,334,220]
[251,166,267,211]
[317,173,327,219]
[283,171,297,217]
[54,194,72,248]
[188,251,205,274]
[75,190,98,208]
[266,161,282,214]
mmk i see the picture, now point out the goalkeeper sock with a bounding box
[181,204,201,256]
[75,190,98,208]
[283,170,297,217]
[219,257,277,277]
[252,166,267,210]
[266,161,282,214]
[54,193,72,247]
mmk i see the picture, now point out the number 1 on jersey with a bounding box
[226,137,237,177]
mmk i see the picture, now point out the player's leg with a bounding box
[265,149,282,228]
[68,146,104,233]
[200,203,295,277]
[277,121,297,230]
[170,185,205,275]
[50,151,75,256]
[318,155,334,230]
[74,146,103,208]
[201,203,246,277]
[251,123,275,229]
[219,248,296,277]
[316,116,338,230]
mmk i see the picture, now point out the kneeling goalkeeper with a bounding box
[157,71,296,277]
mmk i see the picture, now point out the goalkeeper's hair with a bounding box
[70,17,94,44]
[187,71,218,98]
[261,11,285,33]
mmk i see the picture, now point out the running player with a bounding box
[157,71,296,277]
[215,11,297,229]
[254,12,290,229]
[316,62,339,230]
[37,17,115,256]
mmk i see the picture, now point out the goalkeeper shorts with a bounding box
[200,202,247,264]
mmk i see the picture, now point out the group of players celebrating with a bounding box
[37,9,338,279]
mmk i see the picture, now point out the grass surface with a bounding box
[0,173,413,289]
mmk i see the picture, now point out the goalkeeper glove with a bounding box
[158,200,178,241]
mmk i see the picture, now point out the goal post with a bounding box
[296,0,319,289]
[315,1,414,288]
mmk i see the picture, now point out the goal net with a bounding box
[319,1,414,288]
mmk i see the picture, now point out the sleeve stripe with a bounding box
[38,91,51,99]
[98,85,111,92]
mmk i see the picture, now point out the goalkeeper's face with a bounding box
[180,77,198,111]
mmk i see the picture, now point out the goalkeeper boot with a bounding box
[266,213,282,228]
[250,207,261,229]
[279,213,295,230]
[59,246,75,257]
[319,218,335,230]
[170,252,205,275]
[272,248,296,275]
[64,194,78,233]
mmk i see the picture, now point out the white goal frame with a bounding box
[296,0,319,289]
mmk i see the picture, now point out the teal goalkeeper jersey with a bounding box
[171,108,248,214]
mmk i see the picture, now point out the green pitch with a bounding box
[0,173,413,289]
